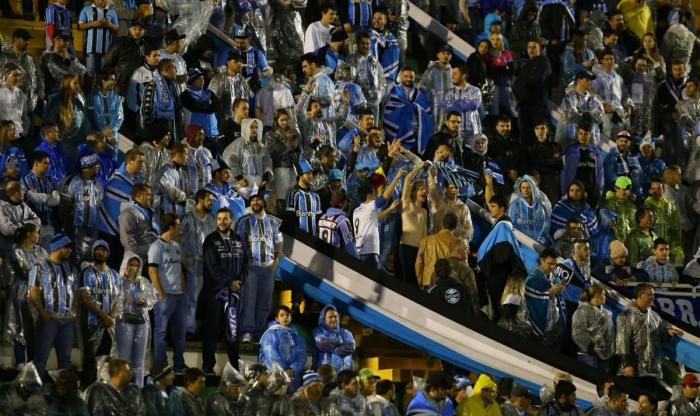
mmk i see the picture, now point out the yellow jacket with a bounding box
[456,375,503,416]
[617,0,653,39]
[415,229,459,287]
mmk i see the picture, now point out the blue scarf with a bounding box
[153,72,175,119]
[130,200,160,234]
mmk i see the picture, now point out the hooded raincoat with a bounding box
[508,176,551,244]
[312,305,355,373]
[259,320,307,392]
[223,118,273,188]
[600,192,636,242]
[456,374,500,416]
[206,363,251,416]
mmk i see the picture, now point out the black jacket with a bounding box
[513,55,552,106]
[202,230,248,295]
[103,35,146,96]
[429,276,477,318]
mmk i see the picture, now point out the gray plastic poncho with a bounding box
[0,362,47,416]
[266,363,295,416]
[571,300,614,360]
[207,363,251,416]
[615,302,671,378]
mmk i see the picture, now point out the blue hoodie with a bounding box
[311,305,355,373]
[508,176,550,244]
[34,135,68,183]
[406,390,454,416]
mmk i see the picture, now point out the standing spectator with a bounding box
[558,71,605,146]
[615,283,684,380]
[455,374,499,416]
[655,61,686,163]
[0,29,45,120]
[137,119,171,188]
[159,29,188,96]
[204,159,246,221]
[97,148,144,267]
[267,0,305,75]
[592,49,628,141]
[300,53,337,119]
[406,372,454,415]
[208,49,252,124]
[637,238,679,284]
[42,33,87,98]
[427,163,473,242]
[286,155,323,236]
[312,305,356,373]
[603,131,641,195]
[486,33,515,117]
[28,233,76,380]
[347,31,386,118]
[149,213,188,371]
[551,180,599,239]
[259,305,307,391]
[115,252,157,388]
[10,224,47,371]
[154,142,190,218]
[43,74,93,168]
[600,176,636,242]
[119,182,159,271]
[443,64,484,140]
[419,46,453,130]
[416,213,460,288]
[216,99,249,157]
[45,0,72,52]
[665,374,700,415]
[235,192,283,343]
[88,70,124,147]
[0,180,41,238]
[525,248,565,347]
[400,162,429,285]
[58,148,103,263]
[318,191,358,257]
[267,110,301,212]
[429,259,479,318]
[77,0,119,86]
[22,151,59,242]
[78,240,121,386]
[384,68,433,155]
[182,125,213,199]
[126,45,160,121]
[513,40,551,143]
[644,180,684,265]
[139,59,180,139]
[526,121,562,203]
[201,207,247,373]
[102,18,147,98]
[180,190,215,334]
[561,119,603,208]
[34,122,67,183]
[181,69,220,140]
[143,364,175,415]
[561,31,596,86]
[224,118,273,190]
[624,207,656,267]
[304,3,338,53]
[0,64,30,139]
[571,284,614,370]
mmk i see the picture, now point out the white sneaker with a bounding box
[241,333,253,343]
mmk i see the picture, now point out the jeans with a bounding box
[578,352,608,372]
[184,269,203,334]
[240,266,274,339]
[115,320,149,387]
[84,53,103,92]
[153,293,187,369]
[378,213,399,269]
[34,318,75,380]
[200,292,240,372]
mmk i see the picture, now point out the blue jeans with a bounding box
[184,269,203,334]
[33,319,74,380]
[240,265,274,339]
[153,294,187,369]
[84,53,103,91]
[115,320,149,387]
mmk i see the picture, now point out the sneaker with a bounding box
[241,333,253,343]
[174,365,190,373]
[15,363,24,372]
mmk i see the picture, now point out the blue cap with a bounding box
[454,376,470,390]
[329,169,343,181]
[49,234,71,252]
[295,155,313,175]
[92,239,110,254]
[303,371,322,386]
[78,148,100,169]
[187,68,204,84]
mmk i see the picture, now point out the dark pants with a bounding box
[240,266,275,339]
[99,231,124,271]
[14,298,35,365]
[399,244,419,287]
[487,271,508,322]
[34,318,75,380]
[200,292,240,372]
[81,322,112,386]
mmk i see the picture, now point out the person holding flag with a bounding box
[383,68,434,155]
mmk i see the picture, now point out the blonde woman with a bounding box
[401,161,429,287]
[497,275,531,337]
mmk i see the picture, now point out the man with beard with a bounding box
[338,108,375,159]
[300,52,336,118]
[407,372,454,415]
[383,68,434,156]
[558,71,605,146]
[201,208,247,373]
[155,143,190,218]
[28,234,76,380]
[204,159,246,221]
[79,240,121,386]
[551,180,599,239]
[665,374,700,415]
[85,360,145,415]
[180,190,216,335]
[424,112,465,164]
[603,131,641,196]
[286,155,323,236]
[347,31,385,118]
[296,80,350,152]
[561,118,604,209]
[209,49,252,124]
[369,8,400,90]
[489,115,523,186]
[0,29,45,119]
[140,59,181,139]
[443,64,484,143]
[143,364,175,415]
[236,192,282,343]
[169,368,206,416]
[644,180,683,265]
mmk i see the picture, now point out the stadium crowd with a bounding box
[0,0,698,412]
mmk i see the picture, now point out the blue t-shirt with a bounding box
[148,238,183,295]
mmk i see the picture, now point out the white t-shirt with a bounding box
[304,21,333,53]
[353,196,385,255]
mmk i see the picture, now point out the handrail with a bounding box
[405,1,475,61]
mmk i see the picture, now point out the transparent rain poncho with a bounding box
[0,362,47,416]
[207,363,250,416]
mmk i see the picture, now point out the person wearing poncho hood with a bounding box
[223,118,273,191]
[206,363,250,416]
[508,175,551,245]
[0,362,47,415]
[455,374,499,416]
[312,304,356,373]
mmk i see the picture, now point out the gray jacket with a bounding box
[572,301,615,360]
[615,303,670,378]
[0,200,41,238]
[118,201,159,263]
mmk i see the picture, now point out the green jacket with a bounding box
[644,196,684,264]
[625,228,656,267]
[601,192,636,242]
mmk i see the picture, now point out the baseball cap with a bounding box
[614,176,632,189]
[683,373,700,386]
[358,368,380,381]
[164,29,186,43]
[12,28,34,40]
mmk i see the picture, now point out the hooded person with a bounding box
[265,363,295,415]
[312,304,356,373]
[593,208,621,261]
[84,358,146,416]
[455,374,500,416]
[142,363,175,416]
[477,13,509,49]
[244,363,272,416]
[637,137,665,194]
[223,118,274,191]
[182,124,213,199]
[206,362,250,416]
[46,369,89,416]
[600,176,636,242]
[508,175,551,244]
[114,252,157,388]
[0,362,47,416]
[259,305,307,392]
